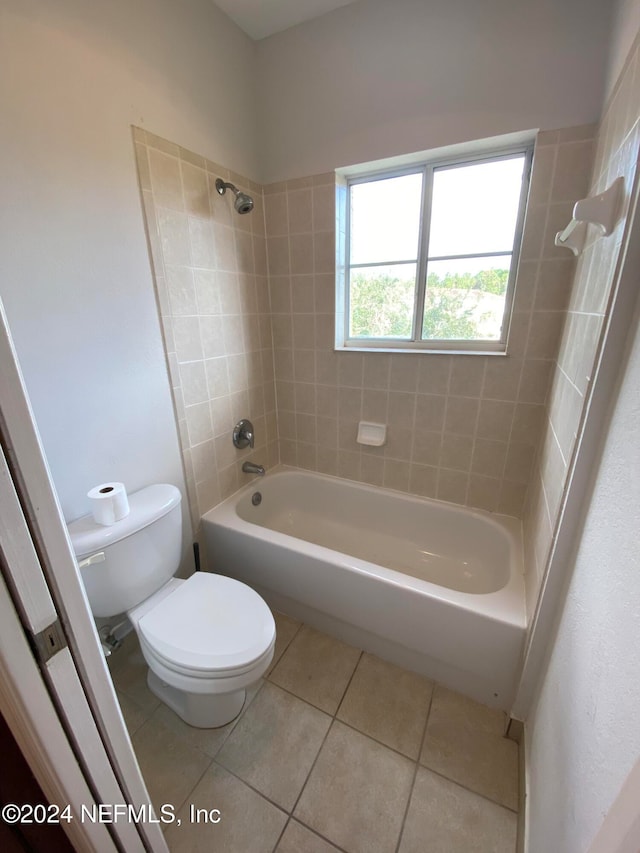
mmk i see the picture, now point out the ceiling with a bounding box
[214,0,359,40]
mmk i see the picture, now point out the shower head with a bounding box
[215,178,254,214]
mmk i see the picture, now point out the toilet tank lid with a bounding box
[67,484,181,558]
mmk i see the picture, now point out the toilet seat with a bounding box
[135,572,275,676]
[141,633,274,681]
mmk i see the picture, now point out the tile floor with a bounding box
[109,611,519,853]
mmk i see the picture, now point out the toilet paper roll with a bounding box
[87,482,130,526]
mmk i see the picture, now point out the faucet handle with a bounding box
[233,418,255,449]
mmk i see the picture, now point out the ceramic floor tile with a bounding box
[115,690,150,737]
[398,766,518,853]
[294,721,414,853]
[267,610,302,675]
[106,630,139,675]
[109,635,160,715]
[419,686,518,810]
[276,820,343,852]
[216,681,332,810]
[148,678,264,759]
[164,762,287,853]
[428,684,507,734]
[337,653,433,758]
[117,617,520,852]
[269,625,361,714]
[131,715,211,814]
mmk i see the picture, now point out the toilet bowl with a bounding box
[128,572,275,727]
[67,483,275,728]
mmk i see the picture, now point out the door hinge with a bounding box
[32,619,68,664]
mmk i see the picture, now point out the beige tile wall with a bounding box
[133,128,278,533]
[133,111,620,631]
[264,130,594,518]
[522,45,640,619]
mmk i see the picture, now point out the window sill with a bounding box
[335,345,508,356]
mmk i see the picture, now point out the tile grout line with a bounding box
[171,754,215,821]
[210,638,365,844]
[289,818,352,853]
[416,687,520,813]
[124,618,519,851]
[264,671,347,715]
[114,684,160,722]
[212,677,267,755]
[209,757,291,816]
[264,673,436,767]
[416,762,520,815]
[274,724,338,845]
[135,678,270,823]
[271,644,440,851]
[393,683,435,853]
[270,813,352,853]
[266,614,304,678]
[333,649,364,719]
[269,815,291,853]
[199,736,335,850]
[267,644,519,811]
[282,649,365,840]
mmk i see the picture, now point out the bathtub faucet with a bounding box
[242,461,265,476]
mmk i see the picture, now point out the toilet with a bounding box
[67,483,275,728]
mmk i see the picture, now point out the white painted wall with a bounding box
[0,0,257,523]
[525,301,640,852]
[606,0,640,96]
[256,0,613,182]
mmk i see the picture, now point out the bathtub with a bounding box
[202,467,526,709]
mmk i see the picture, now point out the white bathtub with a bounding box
[202,467,526,709]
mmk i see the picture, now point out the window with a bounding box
[338,143,532,353]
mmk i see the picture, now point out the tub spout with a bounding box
[242,461,265,476]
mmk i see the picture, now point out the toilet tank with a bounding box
[67,484,182,618]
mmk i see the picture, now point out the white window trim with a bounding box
[335,138,534,355]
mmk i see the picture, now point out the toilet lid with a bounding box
[138,573,275,673]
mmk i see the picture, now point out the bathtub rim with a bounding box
[202,465,526,631]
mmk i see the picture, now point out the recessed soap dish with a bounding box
[356,421,387,447]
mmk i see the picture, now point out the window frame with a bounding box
[339,142,534,354]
